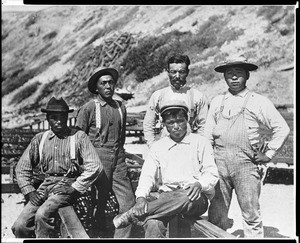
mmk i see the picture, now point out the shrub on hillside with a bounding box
[121,15,244,84]
[25,13,39,29]
[121,31,185,83]
[34,43,52,58]
[9,81,41,105]
[34,79,58,105]
[2,68,40,97]
[42,31,57,41]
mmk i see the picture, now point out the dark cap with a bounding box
[88,67,119,94]
[41,97,74,113]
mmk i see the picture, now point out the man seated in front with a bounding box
[113,99,219,238]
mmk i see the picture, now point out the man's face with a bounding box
[96,74,116,99]
[163,110,188,142]
[48,112,68,134]
[224,66,248,94]
[168,63,189,90]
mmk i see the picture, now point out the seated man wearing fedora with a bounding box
[12,97,103,238]
[204,55,290,238]
[112,100,219,238]
[75,67,136,238]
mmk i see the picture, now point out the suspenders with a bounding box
[219,91,252,116]
[93,98,124,144]
[39,130,76,160]
[38,130,77,175]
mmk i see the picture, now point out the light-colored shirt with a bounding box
[15,128,103,195]
[135,132,219,200]
[75,96,126,148]
[204,88,290,159]
[143,85,208,146]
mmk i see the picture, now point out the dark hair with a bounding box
[167,54,190,70]
[161,109,188,122]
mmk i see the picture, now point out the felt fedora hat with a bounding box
[215,56,258,73]
[88,67,119,94]
[41,97,74,113]
[160,99,189,116]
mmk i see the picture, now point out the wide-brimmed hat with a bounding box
[88,67,119,94]
[215,56,258,73]
[160,100,188,116]
[41,97,74,113]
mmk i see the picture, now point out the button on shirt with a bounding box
[75,97,126,148]
[135,132,219,200]
[15,129,103,195]
[143,86,208,146]
[204,88,290,159]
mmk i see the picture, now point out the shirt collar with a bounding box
[96,95,116,107]
[169,84,189,93]
[225,87,249,99]
[166,130,191,150]
[49,127,70,139]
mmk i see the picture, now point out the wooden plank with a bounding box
[125,152,144,165]
[2,166,11,174]
[1,183,21,193]
[271,157,293,165]
[193,218,236,238]
[58,206,89,238]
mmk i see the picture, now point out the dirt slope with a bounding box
[1,5,295,128]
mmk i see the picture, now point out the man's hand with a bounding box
[184,182,202,201]
[27,191,44,206]
[253,151,271,164]
[132,197,148,217]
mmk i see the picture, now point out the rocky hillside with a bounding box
[2,5,295,128]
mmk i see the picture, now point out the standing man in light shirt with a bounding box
[12,97,103,238]
[205,56,290,238]
[112,100,219,238]
[143,54,208,147]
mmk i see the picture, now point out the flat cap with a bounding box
[160,99,188,116]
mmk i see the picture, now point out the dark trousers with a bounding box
[95,147,136,238]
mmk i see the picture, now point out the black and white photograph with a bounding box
[1,2,296,240]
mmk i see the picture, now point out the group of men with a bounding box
[12,54,290,239]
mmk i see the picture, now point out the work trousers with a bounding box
[95,147,135,238]
[142,189,208,238]
[12,176,76,238]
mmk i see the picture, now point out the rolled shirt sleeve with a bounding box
[71,131,103,193]
[204,90,291,160]
[15,134,41,195]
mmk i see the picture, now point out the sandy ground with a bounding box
[1,137,296,240]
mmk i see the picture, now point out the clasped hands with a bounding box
[132,182,202,217]
[253,151,271,164]
[27,181,78,206]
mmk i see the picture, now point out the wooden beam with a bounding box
[271,157,293,165]
[58,206,89,238]
[192,218,236,238]
[125,152,144,165]
[1,183,21,193]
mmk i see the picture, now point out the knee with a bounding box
[35,207,48,223]
[12,219,33,238]
[12,220,24,235]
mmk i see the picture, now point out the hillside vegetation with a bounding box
[1,5,295,128]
